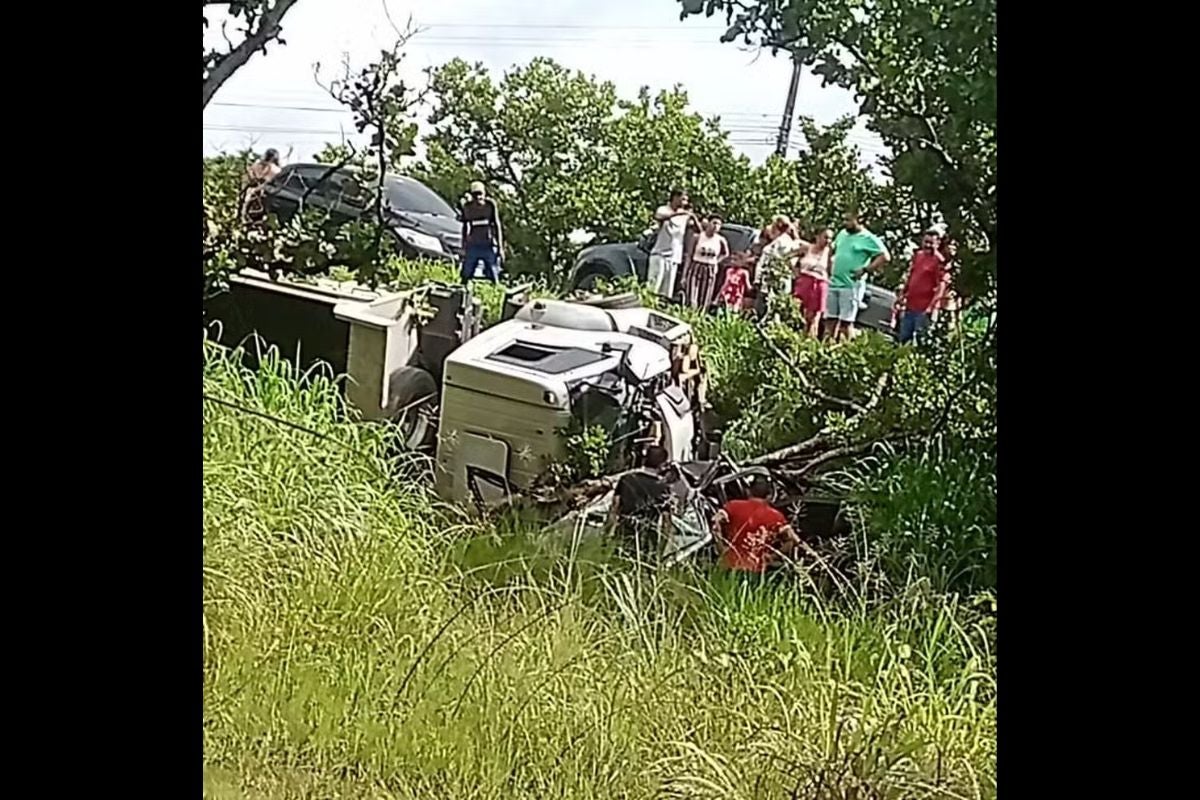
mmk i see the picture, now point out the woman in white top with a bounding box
[756,215,806,295]
[793,226,833,337]
[682,214,730,310]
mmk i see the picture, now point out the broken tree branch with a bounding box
[203,0,302,109]
[789,433,909,478]
[747,431,829,467]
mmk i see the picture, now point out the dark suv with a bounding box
[568,223,760,290]
[261,163,462,262]
[567,222,898,337]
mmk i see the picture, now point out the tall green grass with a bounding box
[203,343,994,799]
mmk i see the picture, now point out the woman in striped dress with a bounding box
[682,214,729,310]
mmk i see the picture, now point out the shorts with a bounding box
[898,310,930,344]
[647,254,680,299]
[462,244,500,282]
[854,276,868,309]
[826,287,859,322]
[792,274,827,314]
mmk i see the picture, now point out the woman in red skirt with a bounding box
[792,226,832,337]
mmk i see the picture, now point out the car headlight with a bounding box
[395,228,444,253]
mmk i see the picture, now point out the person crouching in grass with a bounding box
[711,476,801,574]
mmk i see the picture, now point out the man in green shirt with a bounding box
[827,210,890,341]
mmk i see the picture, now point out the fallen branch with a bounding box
[788,433,909,478]
[747,431,829,467]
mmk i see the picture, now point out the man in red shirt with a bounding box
[711,476,799,573]
[897,228,951,344]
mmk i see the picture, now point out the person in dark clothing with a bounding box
[460,180,504,284]
[608,445,675,557]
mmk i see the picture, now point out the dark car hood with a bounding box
[387,210,463,250]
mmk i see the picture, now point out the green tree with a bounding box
[415,58,621,278]
[414,60,765,281]
[203,150,257,297]
[738,116,923,244]
[678,0,996,294]
[203,1,305,109]
[603,87,753,236]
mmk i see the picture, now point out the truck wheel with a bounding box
[385,366,438,452]
[574,263,612,291]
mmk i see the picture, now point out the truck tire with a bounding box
[385,366,438,452]
[573,263,612,291]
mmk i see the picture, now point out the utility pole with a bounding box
[775,55,802,157]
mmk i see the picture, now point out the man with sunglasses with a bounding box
[460,181,504,284]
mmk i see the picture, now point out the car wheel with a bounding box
[574,263,612,291]
[385,366,438,451]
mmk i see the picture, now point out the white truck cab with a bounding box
[435,299,695,505]
[303,284,698,508]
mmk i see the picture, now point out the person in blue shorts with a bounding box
[460,181,504,284]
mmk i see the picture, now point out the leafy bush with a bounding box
[853,440,997,595]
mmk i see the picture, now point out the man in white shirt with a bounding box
[647,189,694,300]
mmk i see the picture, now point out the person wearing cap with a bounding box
[896,227,950,344]
[460,180,504,284]
[828,209,890,341]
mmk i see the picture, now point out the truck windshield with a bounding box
[569,379,639,470]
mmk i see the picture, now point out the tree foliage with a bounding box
[678,0,996,294]
[732,115,925,253]
[414,58,623,278]
[413,57,916,282]
[203,0,304,108]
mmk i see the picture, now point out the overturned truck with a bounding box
[207,270,710,509]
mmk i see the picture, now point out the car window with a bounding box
[279,167,362,206]
[384,177,456,217]
[721,226,755,253]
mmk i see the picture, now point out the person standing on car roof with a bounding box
[241,148,281,224]
[711,475,800,574]
[828,209,890,341]
[460,181,504,285]
[647,189,695,301]
[896,227,950,344]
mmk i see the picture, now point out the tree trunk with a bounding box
[203,0,302,109]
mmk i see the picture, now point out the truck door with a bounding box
[460,433,512,510]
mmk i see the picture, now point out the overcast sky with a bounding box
[203,0,886,168]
